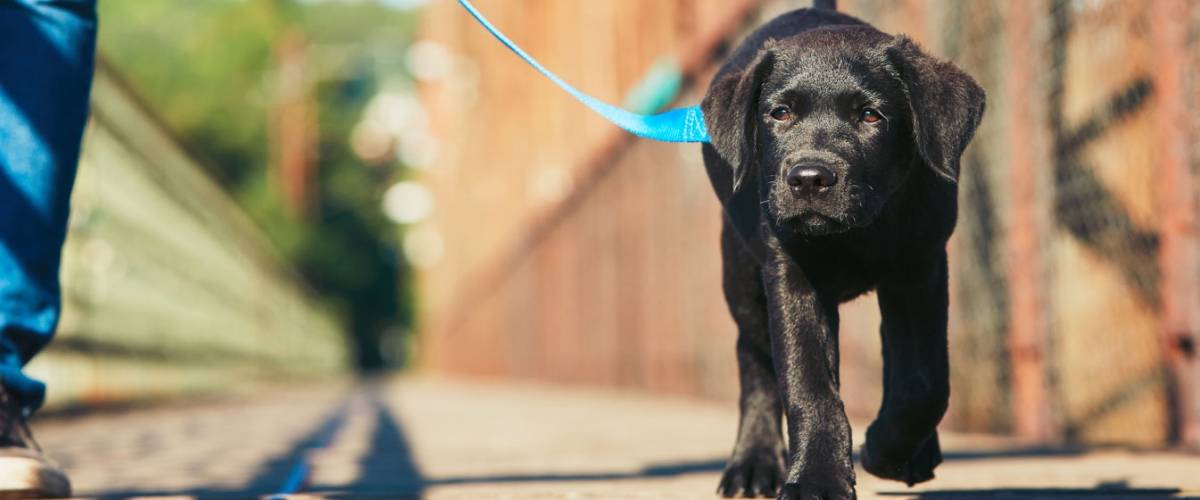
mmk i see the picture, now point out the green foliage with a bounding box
[98,0,292,186]
[96,0,421,369]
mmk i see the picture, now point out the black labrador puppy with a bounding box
[700,7,985,500]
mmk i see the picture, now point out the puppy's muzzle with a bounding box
[786,164,838,197]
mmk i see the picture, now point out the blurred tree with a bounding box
[96,0,420,370]
[98,0,288,186]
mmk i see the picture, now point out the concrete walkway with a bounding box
[32,376,1200,499]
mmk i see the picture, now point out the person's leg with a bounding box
[0,0,96,414]
[0,0,96,497]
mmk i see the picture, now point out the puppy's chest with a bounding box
[793,245,891,302]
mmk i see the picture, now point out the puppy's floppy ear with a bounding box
[887,36,985,183]
[701,48,775,193]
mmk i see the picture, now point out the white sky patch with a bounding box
[403,225,444,269]
[382,180,433,224]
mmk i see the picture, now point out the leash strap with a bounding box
[457,0,711,143]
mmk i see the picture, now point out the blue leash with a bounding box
[456,0,711,144]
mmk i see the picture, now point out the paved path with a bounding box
[32,376,1200,499]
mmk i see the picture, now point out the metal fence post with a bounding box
[1151,0,1200,447]
[1004,0,1053,441]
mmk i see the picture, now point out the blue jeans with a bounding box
[0,0,97,413]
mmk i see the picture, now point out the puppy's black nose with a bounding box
[786,165,837,195]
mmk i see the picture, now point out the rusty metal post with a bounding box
[1004,0,1052,442]
[1151,0,1200,447]
[273,29,317,219]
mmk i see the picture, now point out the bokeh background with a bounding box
[31,0,1199,454]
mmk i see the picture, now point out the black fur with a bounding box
[701,9,985,500]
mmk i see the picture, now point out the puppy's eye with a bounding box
[769,106,793,121]
[860,108,883,124]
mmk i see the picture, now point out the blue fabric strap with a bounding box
[457,0,711,144]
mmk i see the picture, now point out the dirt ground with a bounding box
[33,375,1200,499]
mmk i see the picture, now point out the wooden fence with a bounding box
[25,60,349,409]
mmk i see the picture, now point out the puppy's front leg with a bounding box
[861,251,950,486]
[762,239,855,500]
[718,225,786,499]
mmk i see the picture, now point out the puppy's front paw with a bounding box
[861,430,942,486]
[777,475,855,500]
[717,447,785,498]
[777,455,855,500]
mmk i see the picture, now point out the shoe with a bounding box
[0,388,70,499]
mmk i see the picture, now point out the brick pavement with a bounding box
[30,376,1200,499]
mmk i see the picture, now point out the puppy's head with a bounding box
[703,26,985,236]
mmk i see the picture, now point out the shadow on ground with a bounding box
[879,480,1181,499]
[86,397,355,499]
[395,443,1102,490]
[81,397,1183,499]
